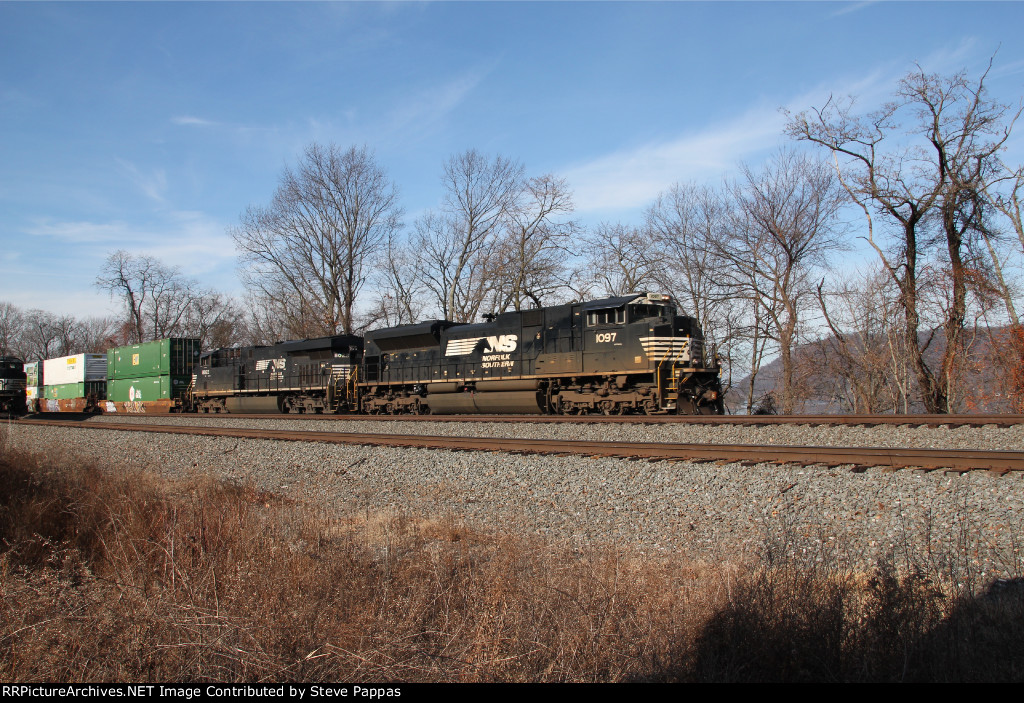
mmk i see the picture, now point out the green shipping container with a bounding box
[107,338,201,380]
[108,375,192,402]
[43,381,106,400]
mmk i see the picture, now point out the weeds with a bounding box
[0,444,1022,682]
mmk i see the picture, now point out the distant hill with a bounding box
[725,326,1016,415]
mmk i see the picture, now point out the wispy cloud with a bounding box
[172,115,219,127]
[26,218,133,243]
[831,1,879,18]
[25,212,235,275]
[563,110,781,215]
[162,66,489,157]
[115,158,168,204]
[991,57,1024,79]
[562,68,897,217]
[142,210,237,276]
[381,66,491,141]
[913,37,982,75]
[11,211,239,316]
[0,285,113,320]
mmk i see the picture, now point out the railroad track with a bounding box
[22,418,1024,474]
[23,412,1024,427]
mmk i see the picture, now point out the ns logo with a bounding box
[484,335,518,352]
[445,333,519,356]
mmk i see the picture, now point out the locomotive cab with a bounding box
[582,293,682,375]
[547,292,721,415]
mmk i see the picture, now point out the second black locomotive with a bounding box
[192,293,723,415]
[0,356,27,415]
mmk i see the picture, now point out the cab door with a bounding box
[582,305,625,374]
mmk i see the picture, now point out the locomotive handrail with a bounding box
[656,341,690,410]
[347,365,359,410]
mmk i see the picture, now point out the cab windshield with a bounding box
[629,304,666,321]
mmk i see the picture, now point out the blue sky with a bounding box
[3,1,1024,319]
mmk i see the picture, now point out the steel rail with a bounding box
[21,419,1024,473]
[36,412,1024,427]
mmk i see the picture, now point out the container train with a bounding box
[21,293,725,416]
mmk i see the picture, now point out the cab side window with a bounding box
[586,308,625,326]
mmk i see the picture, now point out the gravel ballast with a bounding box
[79,413,1024,451]
[5,419,1023,581]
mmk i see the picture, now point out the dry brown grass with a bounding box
[1,442,1022,682]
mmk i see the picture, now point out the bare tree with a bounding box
[0,302,24,357]
[979,159,1024,325]
[412,211,478,322]
[487,175,578,313]
[733,293,777,415]
[719,150,847,414]
[788,61,1020,412]
[816,268,907,413]
[74,316,120,354]
[181,291,244,349]
[413,150,523,322]
[20,310,79,360]
[233,144,402,336]
[95,250,197,343]
[645,184,730,329]
[362,230,426,329]
[645,182,753,384]
[574,222,658,298]
[2,304,118,359]
[234,291,290,347]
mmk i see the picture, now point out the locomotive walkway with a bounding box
[23,418,1024,474]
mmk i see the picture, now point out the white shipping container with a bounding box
[42,353,108,385]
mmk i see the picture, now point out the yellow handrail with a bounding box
[656,339,691,409]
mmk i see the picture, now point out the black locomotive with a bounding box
[362,293,722,415]
[192,335,363,413]
[0,356,27,415]
[192,293,723,415]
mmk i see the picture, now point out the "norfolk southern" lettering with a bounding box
[445,334,518,357]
